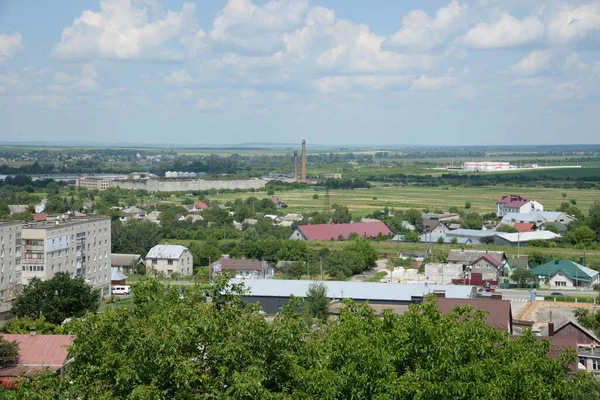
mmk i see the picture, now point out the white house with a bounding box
[496,195,543,218]
[500,212,574,227]
[145,244,193,277]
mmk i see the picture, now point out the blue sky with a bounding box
[1,0,600,146]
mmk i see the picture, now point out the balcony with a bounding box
[21,258,45,265]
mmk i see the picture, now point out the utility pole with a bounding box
[320,257,324,281]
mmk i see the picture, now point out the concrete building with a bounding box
[145,244,193,277]
[493,231,561,246]
[211,257,275,279]
[76,176,112,191]
[500,212,574,227]
[111,178,265,192]
[20,216,112,297]
[0,221,22,303]
[323,173,342,179]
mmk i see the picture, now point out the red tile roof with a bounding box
[435,298,513,332]
[471,254,503,268]
[297,221,392,241]
[0,334,72,377]
[496,195,527,205]
[513,222,536,232]
[194,201,209,209]
[505,200,529,208]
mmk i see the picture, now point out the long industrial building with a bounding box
[110,178,265,192]
[20,216,112,298]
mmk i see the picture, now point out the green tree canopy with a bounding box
[304,282,328,322]
[0,336,19,367]
[11,272,100,325]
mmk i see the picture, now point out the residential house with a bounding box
[119,206,146,222]
[398,251,430,261]
[270,196,287,208]
[435,297,513,334]
[543,221,569,234]
[242,218,258,226]
[530,259,599,289]
[494,231,560,247]
[111,253,141,273]
[445,229,497,244]
[211,257,275,279]
[0,334,73,387]
[422,213,461,222]
[496,195,544,218]
[145,210,162,224]
[399,221,416,231]
[447,249,507,282]
[513,222,536,232]
[392,232,477,244]
[179,214,204,223]
[289,221,392,241]
[281,214,303,223]
[7,205,27,215]
[423,219,449,234]
[145,244,193,277]
[111,267,127,286]
[544,319,600,374]
[264,214,281,223]
[182,204,198,213]
[194,201,209,210]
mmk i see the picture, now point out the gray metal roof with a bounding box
[495,231,560,242]
[111,253,141,266]
[446,229,497,238]
[447,249,506,264]
[145,244,188,259]
[111,267,128,281]
[230,279,476,301]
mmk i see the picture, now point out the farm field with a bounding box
[205,185,599,219]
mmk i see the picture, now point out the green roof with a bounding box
[531,260,598,283]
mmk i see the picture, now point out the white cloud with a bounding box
[548,3,600,44]
[165,68,193,84]
[455,83,476,98]
[54,71,78,84]
[463,13,543,49]
[508,50,552,76]
[210,0,308,54]
[77,64,100,90]
[195,97,223,110]
[552,80,584,99]
[240,88,255,98]
[563,52,588,75]
[52,0,201,60]
[0,32,24,63]
[315,75,411,92]
[384,1,467,53]
[411,73,452,90]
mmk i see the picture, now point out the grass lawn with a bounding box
[203,185,599,219]
[99,297,135,312]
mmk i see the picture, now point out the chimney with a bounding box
[434,290,446,298]
[548,321,555,337]
[30,327,36,336]
[555,260,559,265]
[293,151,299,182]
[579,257,585,265]
[301,139,307,183]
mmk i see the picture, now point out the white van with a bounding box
[112,285,131,296]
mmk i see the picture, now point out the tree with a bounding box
[404,231,420,243]
[437,236,445,244]
[574,226,596,246]
[0,336,19,367]
[0,316,64,335]
[304,282,328,322]
[404,208,423,232]
[464,201,471,209]
[511,268,535,287]
[7,282,587,399]
[460,212,484,230]
[12,272,100,325]
[450,237,458,244]
[281,261,306,279]
[331,204,352,224]
[496,224,517,233]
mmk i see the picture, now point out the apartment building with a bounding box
[0,221,22,303]
[20,216,112,298]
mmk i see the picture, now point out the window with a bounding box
[556,281,567,287]
[152,259,157,265]
[168,260,174,265]
[593,360,600,371]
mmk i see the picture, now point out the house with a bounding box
[179,214,204,223]
[145,244,193,277]
[7,205,27,215]
[242,218,258,226]
[493,231,560,247]
[0,334,73,387]
[422,213,461,222]
[145,210,162,224]
[447,249,507,282]
[435,297,513,334]
[399,221,416,231]
[423,219,449,234]
[289,221,392,241]
[182,204,198,213]
[513,222,536,232]
[530,260,599,289]
[280,213,303,222]
[270,196,287,208]
[32,213,48,222]
[230,278,476,314]
[111,253,141,273]
[546,319,600,374]
[445,229,497,244]
[264,214,281,223]
[194,201,209,210]
[119,206,146,222]
[468,254,504,281]
[392,233,476,244]
[496,195,543,217]
[111,267,128,286]
[500,212,574,227]
[398,251,430,261]
[211,257,274,279]
[447,249,507,266]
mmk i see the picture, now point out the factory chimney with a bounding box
[293,151,299,182]
[301,140,307,183]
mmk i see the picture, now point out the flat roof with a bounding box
[21,216,110,229]
[230,279,475,302]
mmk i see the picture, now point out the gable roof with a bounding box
[0,334,72,377]
[471,254,503,268]
[435,298,513,333]
[501,212,571,225]
[496,195,526,205]
[121,206,144,214]
[145,244,188,260]
[111,267,128,281]
[423,219,447,231]
[505,199,529,208]
[7,205,27,214]
[296,221,391,241]
[447,250,506,264]
[446,229,496,238]
[495,231,560,243]
[531,260,599,283]
[212,257,270,272]
[554,319,600,345]
[194,201,209,209]
[513,222,536,232]
[111,253,141,267]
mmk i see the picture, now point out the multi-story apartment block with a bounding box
[76,177,112,191]
[0,221,22,303]
[20,216,112,298]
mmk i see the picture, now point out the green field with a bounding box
[204,186,599,219]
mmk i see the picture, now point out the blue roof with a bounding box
[230,279,476,301]
[446,229,496,238]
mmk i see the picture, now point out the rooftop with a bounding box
[435,297,513,332]
[111,253,141,266]
[0,334,72,377]
[495,231,560,242]
[146,244,188,260]
[446,229,497,238]
[447,249,505,264]
[230,278,475,302]
[21,216,110,229]
[531,260,599,283]
[296,221,392,241]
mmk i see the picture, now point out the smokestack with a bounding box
[293,151,298,182]
[301,139,307,183]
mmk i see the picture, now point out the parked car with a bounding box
[550,292,565,296]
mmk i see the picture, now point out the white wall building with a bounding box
[463,162,516,172]
[0,221,22,303]
[145,245,193,277]
[20,217,112,298]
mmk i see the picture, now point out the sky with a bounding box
[1,0,600,146]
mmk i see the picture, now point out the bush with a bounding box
[313,194,319,200]
[545,295,597,303]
